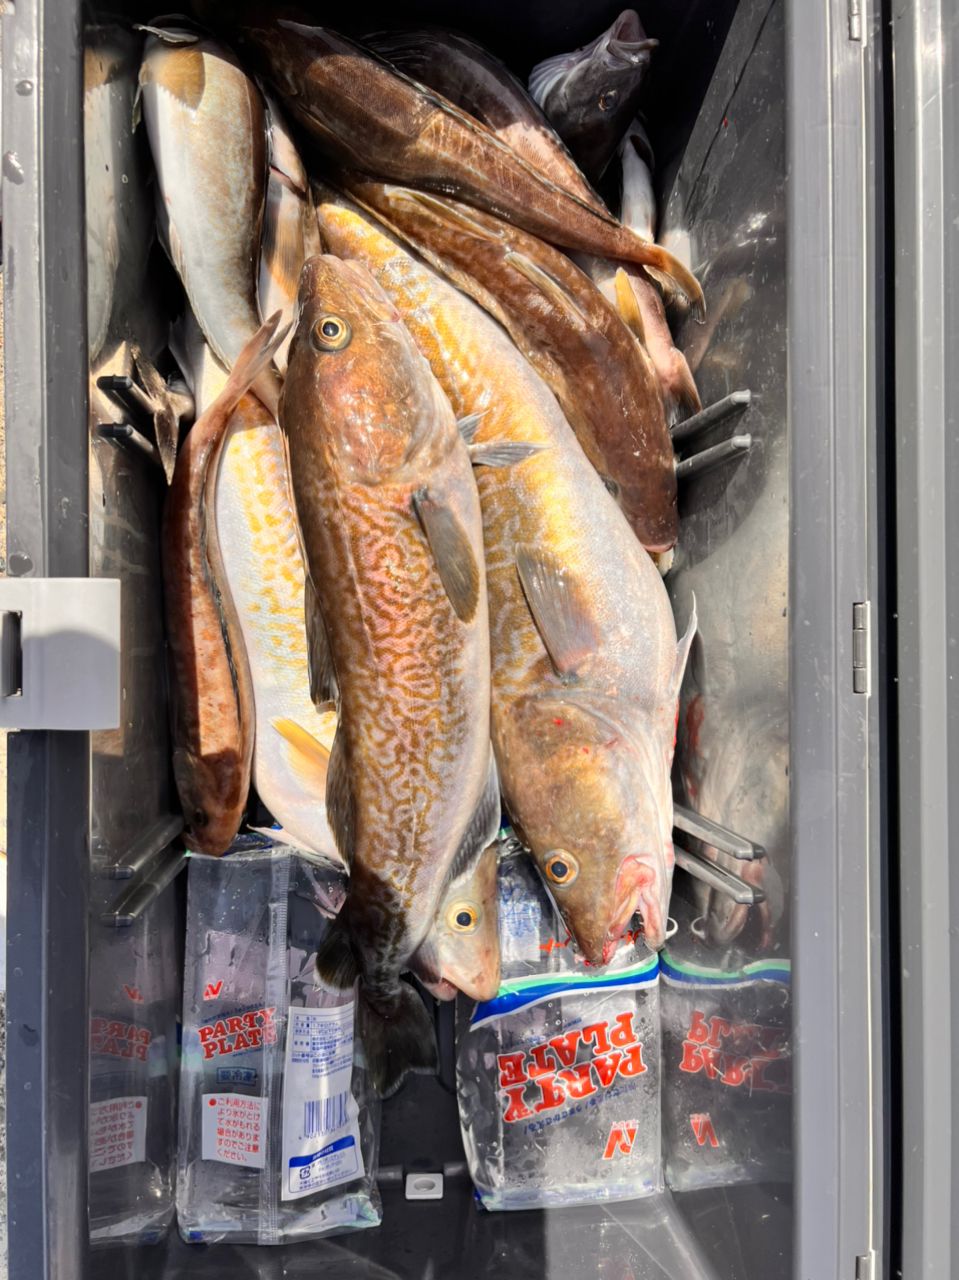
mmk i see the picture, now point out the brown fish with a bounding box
[211,10,703,312]
[363,27,605,212]
[345,177,677,552]
[315,193,696,961]
[282,256,498,1094]
[163,315,287,855]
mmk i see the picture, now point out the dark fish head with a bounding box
[174,746,245,857]
[283,253,441,483]
[410,843,501,1002]
[529,10,657,178]
[504,693,673,962]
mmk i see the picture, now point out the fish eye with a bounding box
[544,851,579,886]
[311,314,352,352]
[598,90,619,112]
[449,903,479,932]
[192,807,208,828]
[602,475,620,498]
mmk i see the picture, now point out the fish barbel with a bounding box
[208,9,703,311]
[315,193,695,959]
[281,255,497,1092]
[345,176,677,552]
[163,315,287,855]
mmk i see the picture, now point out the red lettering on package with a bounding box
[602,1121,639,1159]
[498,1010,649,1124]
[678,1009,791,1095]
[196,1007,278,1060]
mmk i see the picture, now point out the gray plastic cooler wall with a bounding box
[1,0,889,1277]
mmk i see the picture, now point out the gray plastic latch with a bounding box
[404,1172,443,1201]
[0,577,121,729]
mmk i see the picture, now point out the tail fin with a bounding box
[638,244,706,322]
[315,915,359,989]
[360,982,438,1098]
[667,353,702,423]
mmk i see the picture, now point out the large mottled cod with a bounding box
[280,256,498,1095]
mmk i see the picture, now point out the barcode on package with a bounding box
[281,1003,365,1201]
[304,1092,349,1137]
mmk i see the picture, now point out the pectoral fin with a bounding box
[393,187,503,241]
[412,487,480,624]
[469,441,545,468]
[272,717,332,793]
[515,544,600,679]
[456,411,486,444]
[505,252,590,329]
[305,574,337,705]
[614,268,646,344]
[669,594,698,701]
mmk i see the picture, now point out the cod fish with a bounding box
[139,24,279,413]
[346,177,677,552]
[259,99,322,372]
[316,192,695,959]
[363,27,603,212]
[282,256,498,1093]
[529,10,657,183]
[410,841,500,1003]
[171,314,342,866]
[163,315,287,855]
[212,9,703,311]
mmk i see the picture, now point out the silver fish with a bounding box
[139,24,279,413]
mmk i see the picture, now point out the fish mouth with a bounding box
[420,976,459,1002]
[608,11,658,63]
[601,855,666,960]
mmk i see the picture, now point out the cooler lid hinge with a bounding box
[848,0,863,41]
[853,601,871,695]
[856,1249,876,1280]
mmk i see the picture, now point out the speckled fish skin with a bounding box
[346,177,677,552]
[173,317,341,865]
[140,28,278,410]
[258,99,322,372]
[163,318,285,855]
[363,27,605,212]
[315,193,695,960]
[281,255,494,1090]
[529,10,657,182]
[213,11,703,309]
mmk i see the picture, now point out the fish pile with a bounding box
[127,8,702,1096]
